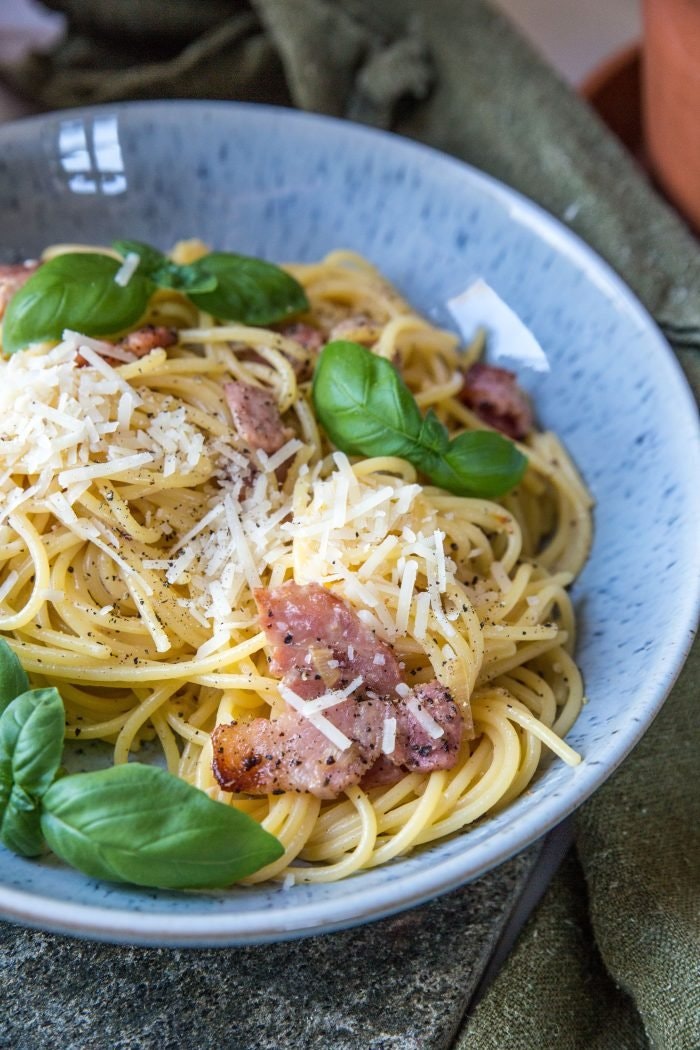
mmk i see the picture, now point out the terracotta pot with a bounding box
[642,0,700,231]
[581,43,643,162]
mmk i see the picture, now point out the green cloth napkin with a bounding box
[2,3,699,1048]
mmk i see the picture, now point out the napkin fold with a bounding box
[4,0,700,355]
[1,2,699,1048]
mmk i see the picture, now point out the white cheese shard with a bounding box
[447,278,550,393]
[57,450,155,487]
[381,717,397,755]
[405,696,444,739]
[113,251,140,287]
[62,330,133,362]
[279,684,352,751]
[396,559,418,636]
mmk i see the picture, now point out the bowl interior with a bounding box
[0,101,698,945]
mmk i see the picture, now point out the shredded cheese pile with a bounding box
[0,335,206,522]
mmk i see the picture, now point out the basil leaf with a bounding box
[417,408,450,455]
[0,688,65,800]
[111,239,166,274]
[41,764,284,889]
[189,252,309,325]
[112,240,217,294]
[0,687,65,856]
[150,261,218,295]
[428,429,528,497]
[0,638,29,716]
[312,340,528,497]
[1,784,44,857]
[2,253,152,355]
[312,341,424,459]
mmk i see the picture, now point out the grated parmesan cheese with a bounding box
[279,684,352,751]
[381,717,397,755]
[405,696,444,739]
[113,251,141,287]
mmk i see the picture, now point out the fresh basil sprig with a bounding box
[0,687,64,856]
[111,240,218,295]
[40,764,283,889]
[312,340,528,498]
[0,637,29,716]
[0,639,283,888]
[2,253,153,356]
[185,252,309,326]
[2,241,309,356]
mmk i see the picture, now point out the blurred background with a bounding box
[0,0,641,122]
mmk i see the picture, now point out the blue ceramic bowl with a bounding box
[0,102,698,945]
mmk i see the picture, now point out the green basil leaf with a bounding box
[189,252,309,325]
[429,429,528,497]
[41,764,284,889]
[0,688,65,801]
[111,239,166,274]
[312,340,527,497]
[417,408,450,455]
[0,638,29,716]
[150,261,218,294]
[112,240,217,294]
[2,253,153,355]
[1,783,44,856]
[0,687,65,856]
[312,341,424,459]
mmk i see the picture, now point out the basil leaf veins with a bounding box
[312,340,528,498]
[41,764,284,889]
[2,253,153,355]
[0,687,65,856]
[188,252,309,325]
[0,638,29,717]
[112,240,217,294]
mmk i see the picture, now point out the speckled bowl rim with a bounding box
[0,101,698,947]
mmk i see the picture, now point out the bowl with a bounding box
[0,101,698,945]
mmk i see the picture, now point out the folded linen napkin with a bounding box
[1,3,698,1048]
[4,0,700,354]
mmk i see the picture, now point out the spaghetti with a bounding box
[0,244,592,885]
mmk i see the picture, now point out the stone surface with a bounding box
[1,847,538,1050]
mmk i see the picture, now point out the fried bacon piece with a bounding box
[223,380,294,455]
[75,325,178,367]
[118,324,178,356]
[392,680,467,771]
[256,580,403,698]
[459,362,533,440]
[0,262,38,319]
[278,322,324,354]
[212,697,387,798]
[211,582,466,798]
[273,322,325,381]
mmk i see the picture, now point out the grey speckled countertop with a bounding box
[2,847,538,1050]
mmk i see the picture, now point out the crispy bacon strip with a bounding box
[212,582,466,798]
[393,681,467,770]
[75,325,178,367]
[459,362,533,440]
[224,380,294,455]
[118,324,178,356]
[277,321,324,380]
[212,698,386,798]
[255,581,402,698]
